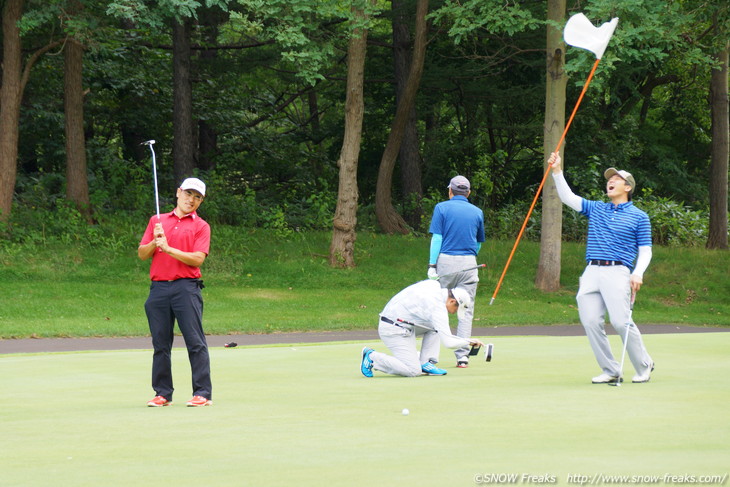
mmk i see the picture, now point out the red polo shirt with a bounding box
[140,211,211,281]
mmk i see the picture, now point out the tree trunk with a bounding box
[0,0,25,222]
[392,0,423,228]
[308,90,321,140]
[375,0,428,234]
[197,8,225,172]
[64,34,92,222]
[329,4,371,268]
[0,1,61,223]
[173,18,195,184]
[707,43,729,250]
[197,120,217,171]
[307,89,326,175]
[535,0,567,291]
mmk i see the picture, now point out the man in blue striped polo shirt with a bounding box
[549,152,654,384]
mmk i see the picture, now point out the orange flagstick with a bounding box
[489,59,600,305]
[489,13,618,305]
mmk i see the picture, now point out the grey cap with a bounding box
[448,175,470,195]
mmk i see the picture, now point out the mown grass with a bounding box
[2,333,729,486]
[1,230,728,338]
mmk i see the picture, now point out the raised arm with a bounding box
[549,152,582,211]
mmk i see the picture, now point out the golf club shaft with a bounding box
[396,319,478,347]
[616,320,631,386]
[436,263,485,280]
[615,291,636,386]
[397,318,432,331]
[142,140,160,220]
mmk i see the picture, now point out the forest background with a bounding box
[1,0,729,278]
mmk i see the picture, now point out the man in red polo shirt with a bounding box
[138,177,212,407]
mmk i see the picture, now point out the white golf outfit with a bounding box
[371,280,471,377]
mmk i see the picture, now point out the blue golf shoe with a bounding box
[361,347,374,377]
[421,361,447,376]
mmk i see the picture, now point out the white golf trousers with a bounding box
[435,253,479,360]
[370,321,441,377]
[576,265,653,377]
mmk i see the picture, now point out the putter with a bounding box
[436,264,486,281]
[141,140,160,220]
[609,291,636,387]
[397,319,484,362]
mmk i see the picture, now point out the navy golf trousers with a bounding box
[145,278,212,401]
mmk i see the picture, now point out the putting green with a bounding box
[1,333,728,486]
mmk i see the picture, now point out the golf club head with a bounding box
[607,375,624,387]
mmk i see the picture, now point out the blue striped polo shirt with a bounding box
[581,199,652,271]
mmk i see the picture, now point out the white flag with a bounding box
[563,13,619,59]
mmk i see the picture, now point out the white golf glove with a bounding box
[427,266,438,280]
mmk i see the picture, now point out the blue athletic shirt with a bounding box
[429,196,485,256]
[581,199,652,271]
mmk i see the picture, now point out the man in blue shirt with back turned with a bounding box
[428,175,487,368]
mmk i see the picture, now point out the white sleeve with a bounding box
[432,317,471,349]
[632,246,652,278]
[439,332,471,350]
[552,172,583,212]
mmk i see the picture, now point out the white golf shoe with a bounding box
[632,362,655,383]
[592,373,622,384]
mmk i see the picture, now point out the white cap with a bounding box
[180,177,206,196]
[450,288,472,320]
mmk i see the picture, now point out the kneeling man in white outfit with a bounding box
[360,279,485,377]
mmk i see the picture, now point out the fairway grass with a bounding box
[2,333,728,487]
[3,234,729,339]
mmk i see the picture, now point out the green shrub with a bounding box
[198,173,259,227]
[2,182,717,249]
[635,191,708,246]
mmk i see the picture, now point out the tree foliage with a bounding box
[1,0,727,244]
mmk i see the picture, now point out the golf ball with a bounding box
[402,408,409,416]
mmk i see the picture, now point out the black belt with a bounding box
[381,316,413,330]
[153,278,205,289]
[588,260,624,267]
